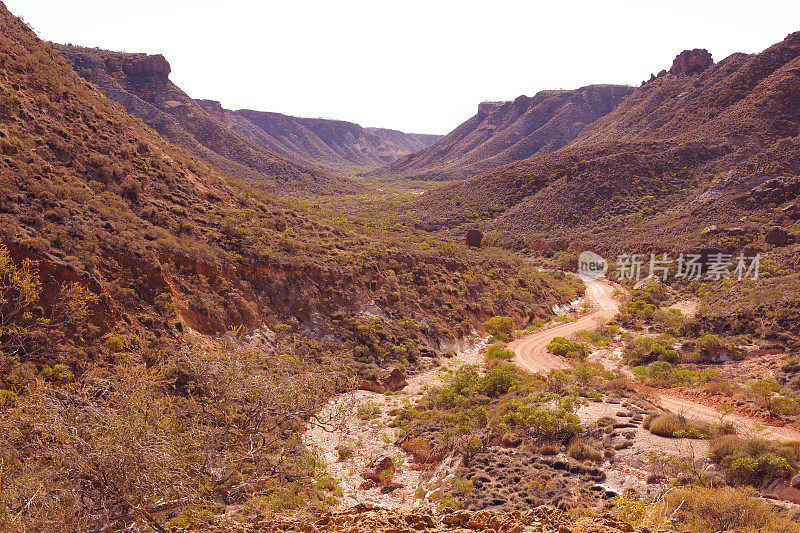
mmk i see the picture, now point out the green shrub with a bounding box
[575,325,619,346]
[618,283,669,325]
[652,307,684,332]
[485,344,515,361]
[546,336,588,359]
[103,334,129,352]
[504,395,582,441]
[483,316,514,341]
[480,364,520,397]
[40,364,74,383]
[451,477,474,494]
[357,401,382,421]
[624,336,679,366]
[748,378,781,414]
[635,360,718,388]
[709,436,798,486]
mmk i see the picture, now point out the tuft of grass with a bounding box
[648,413,709,439]
[567,438,604,462]
[357,401,382,421]
[336,444,354,462]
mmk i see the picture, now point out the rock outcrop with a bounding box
[356,368,407,393]
[668,48,713,75]
[465,229,483,247]
[57,46,439,187]
[229,109,440,173]
[119,53,171,78]
[477,101,504,117]
[54,44,352,194]
[412,31,800,248]
[196,98,225,122]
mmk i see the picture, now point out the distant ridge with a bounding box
[54,44,355,194]
[412,36,800,249]
[369,84,634,181]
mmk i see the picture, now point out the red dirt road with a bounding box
[510,275,800,442]
[509,276,618,373]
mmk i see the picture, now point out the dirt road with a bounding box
[510,275,800,442]
[509,275,618,373]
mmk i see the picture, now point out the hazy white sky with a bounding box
[6,0,800,134]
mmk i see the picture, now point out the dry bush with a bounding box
[567,438,604,462]
[662,486,800,532]
[709,435,797,486]
[0,346,348,531]
[648,413,709,439]
[540,442,560,456]
[596,415,616,427]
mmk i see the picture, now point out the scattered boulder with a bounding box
[400,437,442,464]
[466,229,484,248]
[761,478,800,505]
[363,456,395,483]
[356,367,407,393]
[668,49,713,76]
[362,456,402,492]
[765,226,790,246]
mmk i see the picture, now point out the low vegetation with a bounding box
[709,435,799,486]
[545,336,588,359]
[644,413,713,439]
[0,341,350,531]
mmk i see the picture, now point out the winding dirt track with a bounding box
[509,275,619,373]
[510,275,800,443]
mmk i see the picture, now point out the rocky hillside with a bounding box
[412,38,800,249]
[0,4,583,530]
[370,84,633,181]
[54,44,354,194]
[201,102,440,174]
[2,4,576,366]
[55,45,439,180]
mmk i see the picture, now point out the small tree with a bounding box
[0,244,97,365]
[483,316,514,341]
[749,379,780,415]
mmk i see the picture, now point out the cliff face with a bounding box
[55,45,354,194]
[369,84,634,181]
[669,48,714,75]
